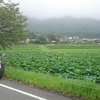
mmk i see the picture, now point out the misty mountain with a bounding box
[27,17,100,38]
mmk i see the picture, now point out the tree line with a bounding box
[29,31,59,44]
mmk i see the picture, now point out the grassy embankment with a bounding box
[2,43,100,100]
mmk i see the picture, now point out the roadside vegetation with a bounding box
[1,44,100,100]
[4,66,100,100]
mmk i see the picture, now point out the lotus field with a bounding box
[4,51,100,83]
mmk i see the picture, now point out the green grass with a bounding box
[4,66,100,100]
[46,43,100,49]
[1,43,100,51]
[1,43,100,100]
[1,43,100,54]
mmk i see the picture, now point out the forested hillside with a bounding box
[27,17,100,38]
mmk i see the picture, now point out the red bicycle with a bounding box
[0,54,5,79]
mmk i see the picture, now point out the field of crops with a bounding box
[3,51,100,83]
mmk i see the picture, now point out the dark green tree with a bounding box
[29,31,37,39]
[38,35,47,44]
[47,34,59,43]
[34,35,47,44]
[0,0,28,49]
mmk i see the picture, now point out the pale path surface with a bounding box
[0,79,76,100]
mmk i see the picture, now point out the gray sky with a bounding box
[10,0,100,20]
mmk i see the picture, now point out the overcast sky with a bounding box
[10,0,100,20]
